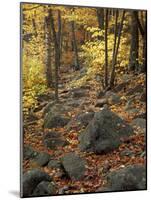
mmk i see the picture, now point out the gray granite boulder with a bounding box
[61,152,86,180]
[23,169,52,197]
[107,165,146,191]
[43,132,68,150]
[79,108,133,154]
[32,181,56,196]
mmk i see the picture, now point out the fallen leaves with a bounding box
[23,71,146,194]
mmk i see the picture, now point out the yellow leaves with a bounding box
[23,54,47,112]
[86,27,100,32]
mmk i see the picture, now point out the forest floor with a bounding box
[23,69,146,194]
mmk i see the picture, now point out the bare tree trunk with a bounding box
[129,11,139,71]
[97,8,104,30]
[71,21,80,70]
[45,15,53,87]
[57,10,62,68]
[109,10,118,88]
[110,10,125,87]
[104,9,109,88]
[134,11,147,72]
[49,9,59,100]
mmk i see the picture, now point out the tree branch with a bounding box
[134,12,145,37]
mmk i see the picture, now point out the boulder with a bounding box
[43,102,70,115]
[31,152,50,167]
[77,112,95,126]
[44,113,70,129]
[32,181,56,196]
[43,132,67,150]
[23,169,52,197]
[61,152,86,180]
[107,165,146,191]
[23,145,38,160]
[47,160,62,169]
[105,91,121,105]
[79,108,133,154]
[66,112,94,131]
[43,101,56,114]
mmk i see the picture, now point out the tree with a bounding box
[104,9,109,88]
[129,11,139,71]
[110,10,125,87]
[97,8,104,30]
[57,10,62,68]
[142,11,147,72]
[71,20,80,70]
[49,9,60,100]
[109,10,118,87]
[22,4,146,110]
[45,14,53,87]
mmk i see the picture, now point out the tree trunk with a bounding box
[49,9,59,100]
[71,21,80,70]
[110,10,125,87]
[109,10,118,88]
[57,10,62,68]
[45,15,53,88]
[142,11,147,72]
[97,8,104,30]
[129,11,139,71]
[134,11,147,72]
[104,9,109,88]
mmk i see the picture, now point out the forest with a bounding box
[21,3,147,197]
